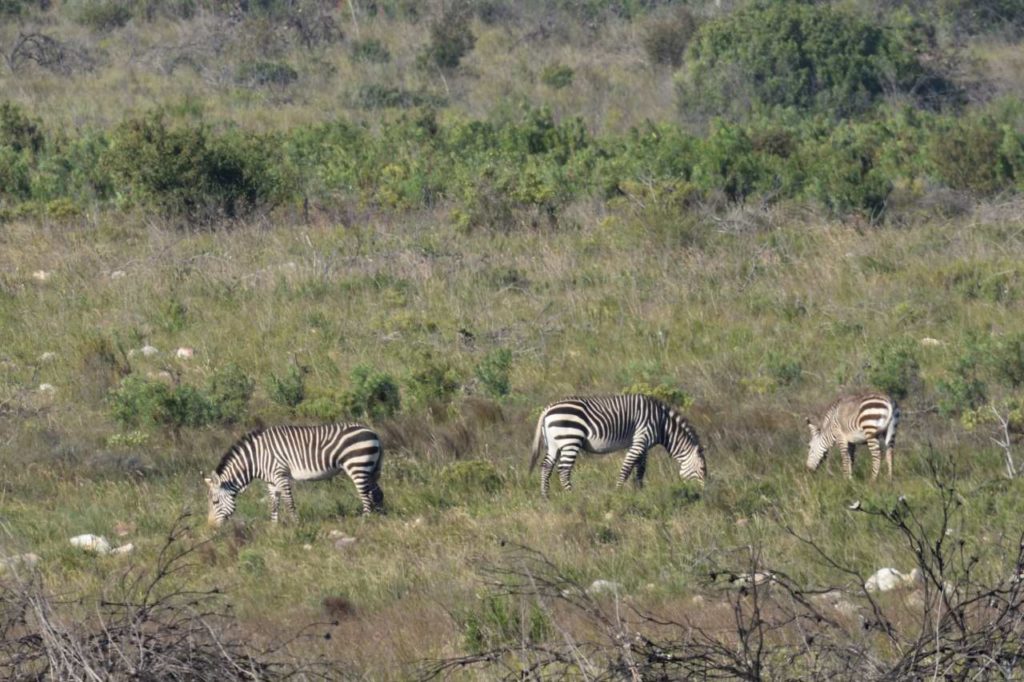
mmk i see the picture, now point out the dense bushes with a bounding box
[678,3,959,120]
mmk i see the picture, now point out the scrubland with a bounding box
[2,1,1024,679]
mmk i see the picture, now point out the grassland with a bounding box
[2,2,1024,679]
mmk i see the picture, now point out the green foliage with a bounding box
[105,114,290,220]
[474,348,513,398]
[767,351,803,387]
[927,115,1023,194]
[73,1,133,30]
[236,61,299,88]
[422,2,476,70]
[206,363,255,424]
[0,102,44,154]
[354,85,447,110]
[680,3,956,119]
[266,365,306,409]
[407,352,460,408]
[153,298,188,333]
[868,338,921,401]
[461,594,550,656]
[439,460,504,496]
[990,333,1024,388]
[350,39,391,64]
[642,7,698,68]
[110,364,254,429]
[238,548,266,576]
[623,383,693,410]
[540,63,574,90]
[804,121,893,219]
[936,335,988,417]
[344,365,401,420]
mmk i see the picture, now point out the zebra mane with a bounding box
[663,405,700,447]
[214,427,266,476]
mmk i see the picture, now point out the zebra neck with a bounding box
[218,450,259,490]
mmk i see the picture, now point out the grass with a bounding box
[3,199,1024,677]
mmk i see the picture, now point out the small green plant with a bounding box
[345,365,401,420]
[623,382,693,410]
[642,7,698,68]
[350,38,391,64]
[990,333,1024,388]
[238,548,266,576]
[74,1,133,30]
[266,364,306,409]
[767,351,802,387]
[407,352,460,408]
[461,594,550,655]
[474,348,512,398]
[421,2,475,70]
[540,63,574,90]
[867,338,921,401]
[236,61,299,88]
[206,363,255,424]
[439,460,503,496]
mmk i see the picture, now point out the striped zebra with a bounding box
[529,394,706,497]
[204,423,384,526]
[806,392,899,480]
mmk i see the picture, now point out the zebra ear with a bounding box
[805,418,819,435]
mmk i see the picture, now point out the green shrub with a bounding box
[345,365,401,420]
[354,85,447,110]
[350,38,391,64]
[236,61,299,88]
[266,364,306,409]
[0,102,44,154]
[990,333,1024,388]
[74,1,133,30]
[407,353,460,408]
[679,3,956,119]
[461,594,550,656]
[804,120,893,220]
[540,63,574,90]
[642,7,698,68]
[439,460,503,495]
[422,2,476,70]
[623,382,693,410]
[767,352,802,387]
[474,349,512,398]
[927,116,1023,195]
[206,363,255,424]
[867,338,921,401]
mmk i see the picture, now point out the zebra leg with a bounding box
[540,439,560,499]
[280,478,297,520]
[885,445,894,479]
[267,482,281,523]
[557,446,580,492]
[867,438,883,481]
[617,438,649,488]
[840,441,854,479]
[633,453,648,489]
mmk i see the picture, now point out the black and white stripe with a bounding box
[806,392,899,480]
[529,394,706,497]
[205,423,384,525]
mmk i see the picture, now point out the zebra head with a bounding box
[204,473,237,527]
[805,418,828,471]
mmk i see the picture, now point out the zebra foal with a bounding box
[529,394,706,497]
[205,423,384,526]
[806,392,899,480]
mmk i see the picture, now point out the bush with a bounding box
[474,348,512,398]
[623,382,693,409]
[927,115,1023,195]
[266,364,306,409]
[206,363,255,424]
[0,102,44,154]
[422,2,476,70]
[236,61,299,88]
[439,460,504,495]
[804,121,893,220]
[679,3,956,119]
[641,7,698,68]
[867,338,921,401]
[990,333,1024,388]
[74,1,133,30]
[344,365,401,420]
[350,38,391,64]
[407,352,460,408]
[110,365,254,429]
[354,85,447,110]
[540,63,574,90]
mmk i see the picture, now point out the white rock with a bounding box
[865,567,919,593]
[38,352,57,363]
[31,270,51,282]
[303,543,313,551]
[111,543,134,555]
[921,337,943,347]
[732,572,774,588]
[70,534,111,555]
[175,347,194,359]
[110,270,127,279]
[38,383,55,394]
[587,579,623,595]
[834,600,858,616]
[0,553,40,574]
[691,595,705,606]
[140,345,159,357]
[333,536,357,551]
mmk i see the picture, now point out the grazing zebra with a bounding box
[529,394,706,497]
[806,392,899,480]
[204,423,384,526]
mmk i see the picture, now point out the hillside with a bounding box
[2,1,1024,679]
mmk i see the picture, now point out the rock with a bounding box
[70,534,111,555]
[865,567,920,593]
[38,383,55,394]
[0,553,40,574]
[110,270,127,279]
[113,521,135,537]
[333,536,358,551]
[303,543,313,551]
[140,345,159,357]
[691,595,705,606]
[111,543,134,555]
[921,337,943,347]
[31,270,51,282]
[175,347,194,360]
[731,572,774,588]
[587,579,623,595]
[38,352,57,363]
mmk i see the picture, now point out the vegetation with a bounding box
[2,0,1024,678]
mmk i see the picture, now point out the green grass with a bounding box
[2,203,1024,677]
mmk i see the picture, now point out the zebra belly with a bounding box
[582,435,634,455]
[289,467,341,482]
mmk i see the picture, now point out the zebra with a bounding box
[204,423,384,526]
[806,392,899,480]
[528,394,706,497]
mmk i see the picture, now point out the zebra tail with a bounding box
[528,413,545,472]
